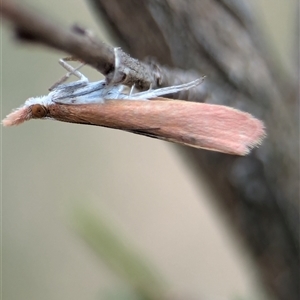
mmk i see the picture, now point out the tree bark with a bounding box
[88,1,299,300]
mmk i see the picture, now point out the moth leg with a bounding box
[49,58,88,91]
[58,58,88,82]
[124,78,204,100]
[129,84,136,96]
[107,47,127,86]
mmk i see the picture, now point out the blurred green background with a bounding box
[1,0,297,299]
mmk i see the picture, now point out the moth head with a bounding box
[31,104,48,119]
[2,97,49,126]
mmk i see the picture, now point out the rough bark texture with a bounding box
[87,1,299,300]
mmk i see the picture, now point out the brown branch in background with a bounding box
[0,1,116,75]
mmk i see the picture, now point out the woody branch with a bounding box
[0,0,204,99]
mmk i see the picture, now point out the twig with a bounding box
[0,0,205,95]
[1,1,115,73]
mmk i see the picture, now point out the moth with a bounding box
[2,58,265,155]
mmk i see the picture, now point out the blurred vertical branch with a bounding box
[72,206,167,300]
[87,1,299,300]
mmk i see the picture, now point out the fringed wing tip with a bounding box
[239,118,267,156]
[202,114,266,156]
[2,106,32,127]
